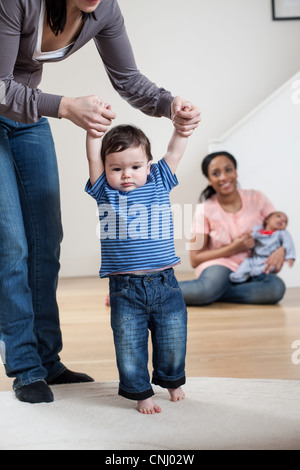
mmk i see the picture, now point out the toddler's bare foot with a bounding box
[138,398,162,414]
[168,387,185,402]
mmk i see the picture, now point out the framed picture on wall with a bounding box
[272,0,300,20]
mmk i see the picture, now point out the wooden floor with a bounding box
[1,272,300,391]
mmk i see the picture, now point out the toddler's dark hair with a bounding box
[101,125,153,165]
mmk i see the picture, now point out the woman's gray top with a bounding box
[0,0,173,123]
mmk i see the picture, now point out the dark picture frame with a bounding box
[272,0,300,20]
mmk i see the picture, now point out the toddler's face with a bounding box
[105,145,151,192]
[265,212,288,231]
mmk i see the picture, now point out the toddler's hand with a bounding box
[93,100,113,137]
[171,96,201,137]
[59,95,116,137]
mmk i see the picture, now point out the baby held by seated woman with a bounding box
[230,211,296,283]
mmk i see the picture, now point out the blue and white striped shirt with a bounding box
[85,158,180,277]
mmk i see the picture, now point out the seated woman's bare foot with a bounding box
[138,397,162,414]
[168,387,185,402]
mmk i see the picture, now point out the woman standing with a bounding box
[0,0,200,403]
[179,152,286,306]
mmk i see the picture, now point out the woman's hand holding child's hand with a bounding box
[59,95,116,137]
[171,96,201,137]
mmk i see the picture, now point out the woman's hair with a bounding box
[45,0,95,36]
[101,125,153,165]
[199,151,237,201]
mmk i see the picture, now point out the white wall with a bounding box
[39,0,300,280]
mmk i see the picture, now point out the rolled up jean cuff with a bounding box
[118,386,154,401]
[152,374,186,390]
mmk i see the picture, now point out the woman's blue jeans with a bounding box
[179,266,286,306]
[0,116,65,389]
[109,269,187,401]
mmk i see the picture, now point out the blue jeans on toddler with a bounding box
[0,116,65,390]
[109,268,187,401]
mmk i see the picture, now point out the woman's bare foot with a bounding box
[168,387,185,402]
[138,397,162,414]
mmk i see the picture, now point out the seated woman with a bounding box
[179,151,286,305]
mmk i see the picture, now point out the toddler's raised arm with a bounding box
[164,104,193,175]
[86,101,113,185]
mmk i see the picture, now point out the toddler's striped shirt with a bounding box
[85,158,180,277]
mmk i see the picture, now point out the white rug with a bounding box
[1,377,300,450]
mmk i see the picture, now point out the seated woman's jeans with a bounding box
[0,116,65,389]
[179,265,286,306]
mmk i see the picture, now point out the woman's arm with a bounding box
[190,233,255,268]
[95,26,173,118]
[0,1,108,129]
[0,0,117,130]
[0,0,200,133]
[94,2,201,133]
[59,96,116,137]
[163,124,189,175]
[264,247,286,274]
[0,0,44,123]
